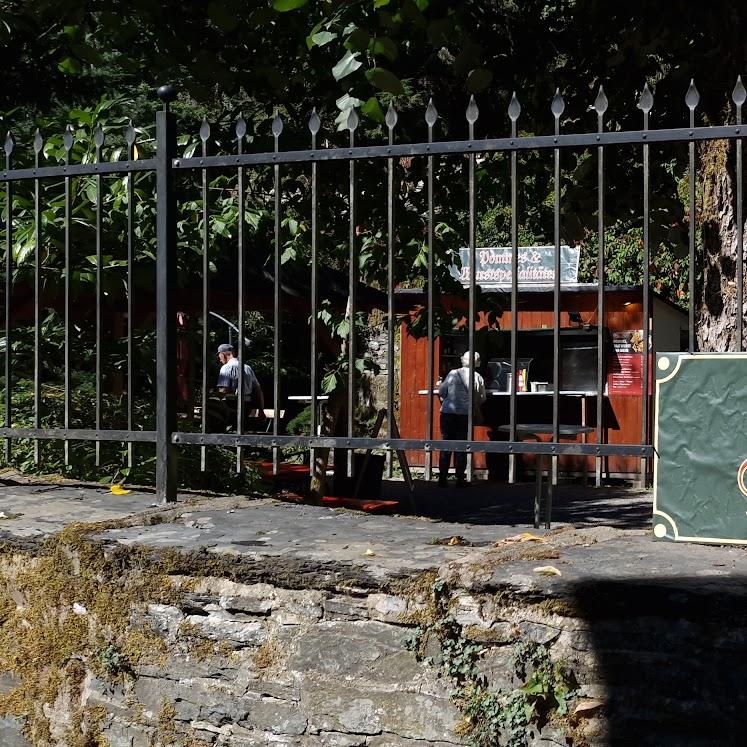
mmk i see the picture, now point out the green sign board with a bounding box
[653,352,747,545]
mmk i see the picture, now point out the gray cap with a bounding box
[217,343,235,354]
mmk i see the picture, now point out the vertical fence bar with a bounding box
[641,84,653,485]
[126,123,136,469]
[33,129,42,465]
[235,116,247,472]
[595,87,608,488]
[3,133,13,463]
[508,93,521,484]
[687,80,700,354]
[272,114,283,476]
[200,118,210,471]
[425,100,436,481]
[466,96,478,483]
[347,109,358,477]
[309,110,321,475]
[63,127,73,465]
[734,76,746,351]
[155,85,178,503]
[386,104,398,477]
[94,126,104,466]
[551,90,565,487]
[34,128,44,465]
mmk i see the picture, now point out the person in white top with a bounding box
[437,350,486,487]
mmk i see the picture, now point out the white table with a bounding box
[287,395,329,434]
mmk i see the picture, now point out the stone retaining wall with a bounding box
[1,526,746,746]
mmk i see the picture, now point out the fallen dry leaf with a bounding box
[363,548,376,557]
[447,536,463,546]
[110,484,131,495]
[573,698,605,715]
[533,565,562,576]
[519,532,545,542]
[496,531,546,546]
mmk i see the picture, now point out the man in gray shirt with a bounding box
[208,343,264,431]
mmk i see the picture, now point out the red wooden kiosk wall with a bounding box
[398,289,656,478]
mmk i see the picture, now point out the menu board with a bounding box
[608,330,646,395]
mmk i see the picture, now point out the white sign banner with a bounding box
[452,245,580,289]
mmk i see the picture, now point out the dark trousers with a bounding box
[439,412,468,480]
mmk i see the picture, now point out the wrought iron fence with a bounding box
[2,79,746,503]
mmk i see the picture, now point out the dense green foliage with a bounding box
[1,0,744,484]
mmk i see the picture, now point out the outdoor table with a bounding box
[498,423,595,529]
[287,395,329,434]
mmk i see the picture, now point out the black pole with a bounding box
[155,84,178,503]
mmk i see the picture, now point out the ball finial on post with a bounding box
[156,84,177,111]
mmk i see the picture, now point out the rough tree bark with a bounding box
[697,139,747,352]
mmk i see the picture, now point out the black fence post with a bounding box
[155,84,178,503]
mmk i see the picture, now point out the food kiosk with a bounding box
[398,282,688,481]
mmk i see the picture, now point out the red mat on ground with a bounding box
[320,496,399,513]
[256,462,310,481]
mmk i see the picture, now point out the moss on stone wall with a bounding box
[0,522,182,744]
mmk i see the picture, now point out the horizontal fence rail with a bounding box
[169,125,747,170]
[1,78,745,503]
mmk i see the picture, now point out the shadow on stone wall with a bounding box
[571,576,747,746]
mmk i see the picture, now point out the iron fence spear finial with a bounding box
[386,102,398,131]
[308,108,321,135]
[199,116,210,143]
[235,114,247,141]
[594,85,608,116]
[346,107,358,132]
[733,76,746,110]
[685,79,700,112]
[425,98,437,128]
[466,94,479,126]
[93,125,104,150]
[3,131,14,157]
[62,125,73,153]
[272,113,284,139]
[508,91,521,123]
[638,83,654,114]
[551,88,565,119]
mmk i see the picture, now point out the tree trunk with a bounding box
[309,385,346,499]
[697,139,747,351]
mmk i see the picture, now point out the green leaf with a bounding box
[321,373,337,394]
[467,67,493,93]
[310,31,336,47]
[68,109,92,125]
[272,0,307,10]
[336,93,363,111]
[374,0,390,7]
[415,0,430,9]
[336,319,350,338]
[361,96,385,123]
[63,25,83,41]
[57,57,81,75]
[371,36,398,61]
[332,51,362,81]
[346,28,371,52]
[305,20,323,49]
[84,183,97,205]
[366,67,404,94]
